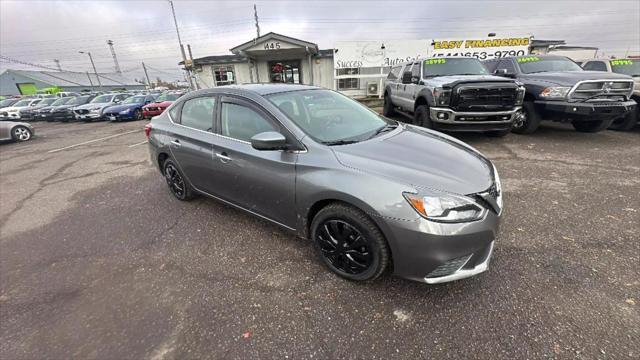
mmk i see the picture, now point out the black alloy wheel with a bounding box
[134,109,143,121]
[311,204,389,281]
[163,160,193,200]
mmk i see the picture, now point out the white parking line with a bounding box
[47,129,140,153]
[128,141,148,148]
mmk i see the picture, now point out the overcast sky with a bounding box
[1,0,639,82]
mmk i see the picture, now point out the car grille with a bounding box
[569,80,634,101]
[452,83,519,111]
[75,109,89,115]
[426,254,472,278]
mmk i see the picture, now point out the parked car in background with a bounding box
[483,55,636,133]
[56,91,81,98]
[37,97,75,121]
[51,95,96,122]
[383,57,524,137]
[19,97,58,121]
[142,92,183,118]
[0,98,21,109]
[148,84,502,284]
[0,98,41,121]
[0,121,34,142]
[73,93,130,122]
[102,94,156,121]
[580,58,639,130]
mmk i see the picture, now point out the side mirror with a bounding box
[114,99,121,104]
[411,76,420,84]
[494,69,515,77]
[401,71,413,84]
[250,131,288,151]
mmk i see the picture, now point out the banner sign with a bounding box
[334,36,531,69]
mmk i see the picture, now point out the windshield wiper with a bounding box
[322,139,361,146]
[368,123,398,139]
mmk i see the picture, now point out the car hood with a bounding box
[330,124,493,195]
[144,101,173,108]
[53,104,76,111]
[520,71,633,86]
[105,103,141,112]
[427,74,515,87]
[2,106,26,112]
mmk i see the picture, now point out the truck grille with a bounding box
[569,80,633,101]
[452,83,518,111]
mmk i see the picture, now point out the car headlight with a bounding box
[403,190,486,223]
[492,163,503,211]
[539,87,570,99]
[432,87,452,106]
[515,86,526,105]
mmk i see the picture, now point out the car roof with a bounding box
[193,83,321,97]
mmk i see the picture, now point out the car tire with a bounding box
[383,93,396,117]
[511,101,541,134]
[311,203,390,282]
[134,109,143,121]
[572,119,614,133]
[608,107,638,131]
[11,126,32,142]
[414,105,433,129]
[163,159,195,201]
[485,128,512,137]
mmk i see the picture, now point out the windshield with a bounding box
[40,98,57,106]
[611,59,640,76]
[0,99,16,107]
[518,56,583,73]
[90,95,113,103]
[52,97,72,106]
[68,96,91,105]
[267,89,391,144]
[122,95,145,104]
[14,99,31,106]
[155,93,180,102]
[423,58,489,77]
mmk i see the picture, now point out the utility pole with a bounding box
[168,0,193,90]
[187,44,199,90]
[254,4,260,40]
[86,72,95,91]
[53,59,62,71]
[79,51,102,89]
[106,40,122,74]
[142,62,152,89]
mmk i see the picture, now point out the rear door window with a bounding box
[583,61,607,71]
[180,97,216,132]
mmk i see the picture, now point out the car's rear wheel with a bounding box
[134,109,143,121]
[608,107,637,131]
[572,119,613,133]
[163,159,194,201]
[383,93,396,117]
[414,105,433,129]
[511,102,541,134]
[311,203,389,281]
[12,126,32,142]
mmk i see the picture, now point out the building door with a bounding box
[269,60,301,84]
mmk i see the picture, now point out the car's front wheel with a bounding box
[511,102,541,134]
[608,107,638,131]
[311,203,390,281]
[134,109,143,121]
[572,119,613,133]
[163,159,195,201]
[414,105,433,129]
[383,93,396,117]
[12,126,32,142]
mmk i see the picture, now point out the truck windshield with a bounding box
[611,60,640,77]
[422,58,489,77]
[518,57,583,74]
[267,89,392,145]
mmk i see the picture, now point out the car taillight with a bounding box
[144,123,152,139]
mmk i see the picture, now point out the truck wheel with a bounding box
[414,105,433,129]
[485,128,511,137]
[383,94,396,117]
[608,107,637,131]
[572,119,614,133]
[512,102,541,134]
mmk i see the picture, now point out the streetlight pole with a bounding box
[79,51,102,89]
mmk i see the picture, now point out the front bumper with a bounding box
[104,112,134,121]
[51,111,75,121]
[429,107,520,132]
[75,112,102,121]
[534,99,636,120]
[380,209,500,284]
[0,112,21,121]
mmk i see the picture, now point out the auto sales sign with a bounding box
[431,36,531,60]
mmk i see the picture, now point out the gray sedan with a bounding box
[147,84,502,284]
[0,121,34,142]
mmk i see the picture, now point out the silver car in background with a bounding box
[0,121,34,142]
[147,84,502,284]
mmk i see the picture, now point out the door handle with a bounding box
[215,152,232,162]
[170,139,181,147]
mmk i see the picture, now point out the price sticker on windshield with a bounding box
[424,59,446,65]
[611,60,633,66]
[517,56,540,63]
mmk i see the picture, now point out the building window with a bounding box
[337,68,360,90]
[213,66,235,86]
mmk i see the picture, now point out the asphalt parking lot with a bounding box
[0,119,638,359]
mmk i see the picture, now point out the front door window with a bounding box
[269,60,301,84]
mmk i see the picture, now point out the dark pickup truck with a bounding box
[483,55,636,133]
